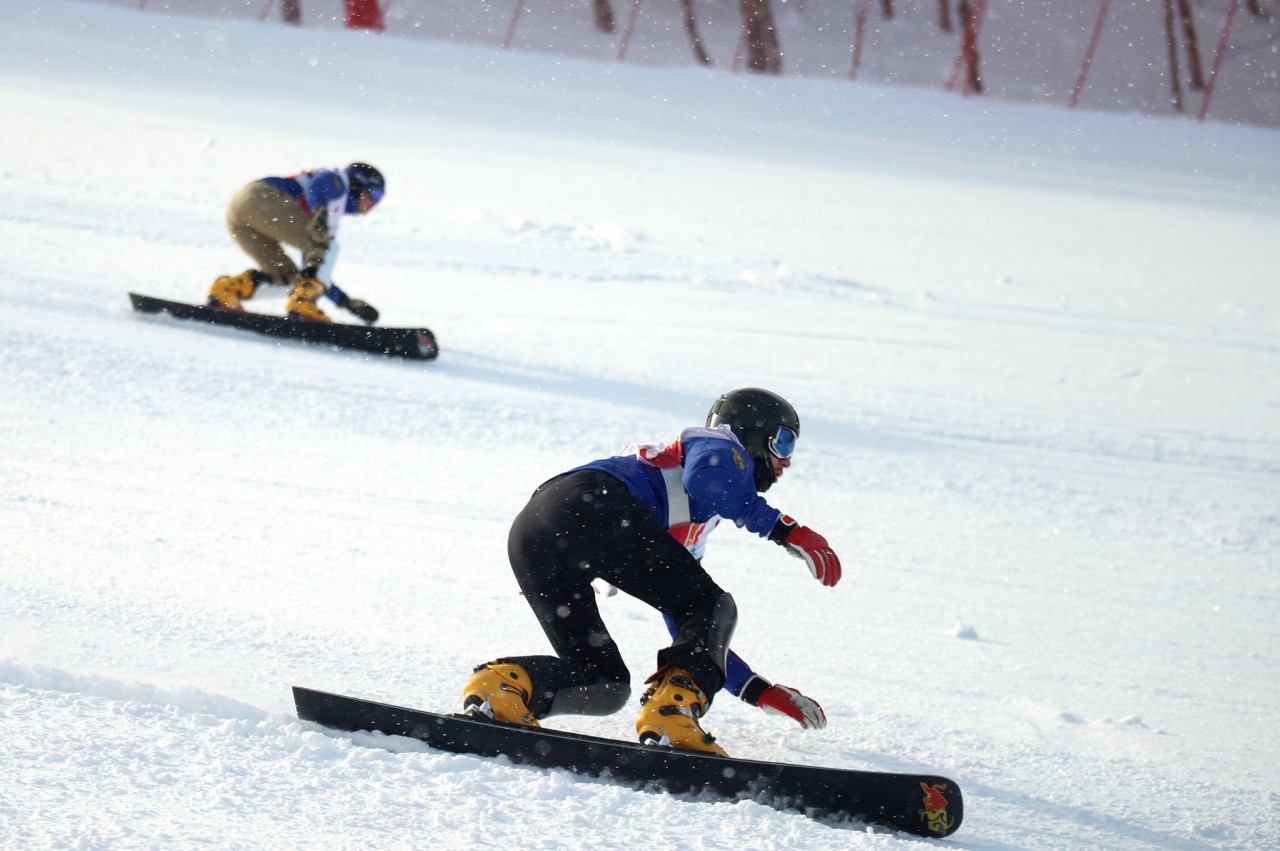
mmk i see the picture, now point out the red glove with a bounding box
[757,684,827,729]
[784,525,842,587]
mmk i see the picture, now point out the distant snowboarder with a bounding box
[208,163,385,324]
[463,388,842,756]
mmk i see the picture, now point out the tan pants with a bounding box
[225,181,329,286]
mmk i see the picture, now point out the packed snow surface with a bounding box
[2,2,1279,848]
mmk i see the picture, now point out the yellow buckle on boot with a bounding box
[462,662,541,727]
[208,270,257,311]
[635,668,727,756]
[286,276,331,322]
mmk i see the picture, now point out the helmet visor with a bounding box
[768,425,797,460]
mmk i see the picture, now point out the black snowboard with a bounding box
[128,293,439,360]
[292,686,962,837]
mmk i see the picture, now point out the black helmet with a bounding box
[706,388,800,492]
[346,162,385,197]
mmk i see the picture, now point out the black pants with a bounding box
[501,469,736,719]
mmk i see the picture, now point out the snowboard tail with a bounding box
[292,686,962,837]
[128,293,439,360]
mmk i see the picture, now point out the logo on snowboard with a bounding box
[415,331,437,357]
[920,782,954,835]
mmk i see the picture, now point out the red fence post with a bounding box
[344,0,384,32]
[1199,0,1241,121]
[1069,0,1111,108]
[733,0,758,72]
[849,0,873,81]
[946,0,986,94]
[504,0,526,49]
[617,0,644,61]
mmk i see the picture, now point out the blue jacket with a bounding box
[576,426,781,702]
[261,168,361,218]
[576,426,780,554]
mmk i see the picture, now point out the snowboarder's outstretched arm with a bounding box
[322,280,379,324]
[682,436,843,587]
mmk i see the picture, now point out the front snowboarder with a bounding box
[463,388,842,756]
[207,163,384,324]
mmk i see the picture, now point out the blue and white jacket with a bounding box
[261,168,361,303]
[576,425,782,704]
[262,168,362,223]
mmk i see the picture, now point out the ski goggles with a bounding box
[353,181,384,203]
[768,425,797,460]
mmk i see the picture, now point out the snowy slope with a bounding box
[2,2,1280,848]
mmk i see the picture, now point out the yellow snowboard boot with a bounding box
[462,662,541,727]
[207,270,259,311]
[286,275,331,322]
[635,667,727,756]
